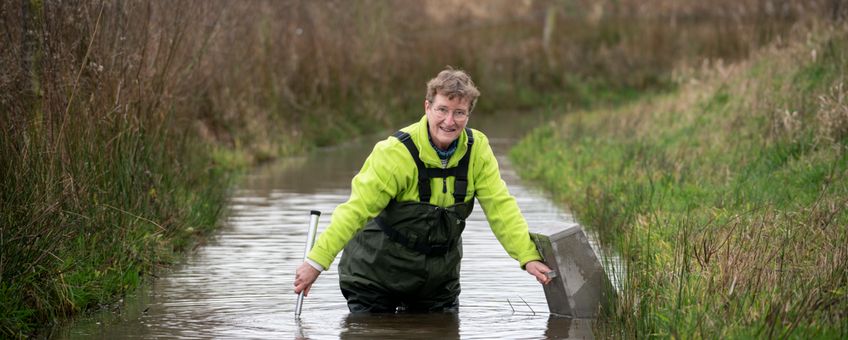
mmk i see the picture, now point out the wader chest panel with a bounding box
[339,128,476,310]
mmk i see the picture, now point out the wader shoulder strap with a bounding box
[392,130,431,202]
[392,128,474,203]
[453,128,474,203]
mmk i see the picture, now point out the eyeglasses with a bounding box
[429,102,469,121]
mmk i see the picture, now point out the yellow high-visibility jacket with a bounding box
[307,115,542,270]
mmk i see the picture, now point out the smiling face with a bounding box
[425,92,471,150]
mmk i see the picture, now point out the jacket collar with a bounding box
[413,115,468,168]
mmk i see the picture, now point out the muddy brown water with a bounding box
[58,113,618,339]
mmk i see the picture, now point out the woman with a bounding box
[294,68,551,312]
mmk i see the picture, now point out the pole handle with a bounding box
[295,210,321,317]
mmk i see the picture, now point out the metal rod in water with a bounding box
[294,210,321,317]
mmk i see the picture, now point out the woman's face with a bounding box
[425,93,470,150]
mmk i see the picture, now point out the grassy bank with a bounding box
[0,113,238,337]
[512,21,848,337]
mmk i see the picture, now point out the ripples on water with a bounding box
[61,116,618,339]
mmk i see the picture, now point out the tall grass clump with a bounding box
[512,19,848,337]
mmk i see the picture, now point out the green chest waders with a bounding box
[339,129,475,313]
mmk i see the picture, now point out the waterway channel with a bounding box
[59,112,615,339]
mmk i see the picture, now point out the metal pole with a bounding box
[295,210,321,317]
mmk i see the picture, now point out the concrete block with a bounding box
[530,223,611,318]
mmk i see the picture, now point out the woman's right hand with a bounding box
[525,260,553,285]
[293,262,321,296]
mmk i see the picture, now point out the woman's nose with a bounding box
[444,113,455,124]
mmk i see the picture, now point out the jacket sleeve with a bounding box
[473,136,543,269]
[306,140,406,269]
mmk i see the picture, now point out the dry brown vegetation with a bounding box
[5,0,835,149]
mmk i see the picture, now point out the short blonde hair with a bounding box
[425,67,480,113]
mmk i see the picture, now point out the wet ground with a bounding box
[59,113,614,339]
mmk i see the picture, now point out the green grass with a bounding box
[511,23,848,338]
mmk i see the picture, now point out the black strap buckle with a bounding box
[426,243,450,256]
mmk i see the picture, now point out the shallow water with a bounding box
[59,113,616,339]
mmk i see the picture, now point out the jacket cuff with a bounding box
[305,258,325,272]
[307,249,334,270]
[519,255,544,270]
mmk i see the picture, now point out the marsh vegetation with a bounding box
[1,0,844,337]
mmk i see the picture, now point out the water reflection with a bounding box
[60,112,611,339]
[338,313,460,340]
[545,316,595,339]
